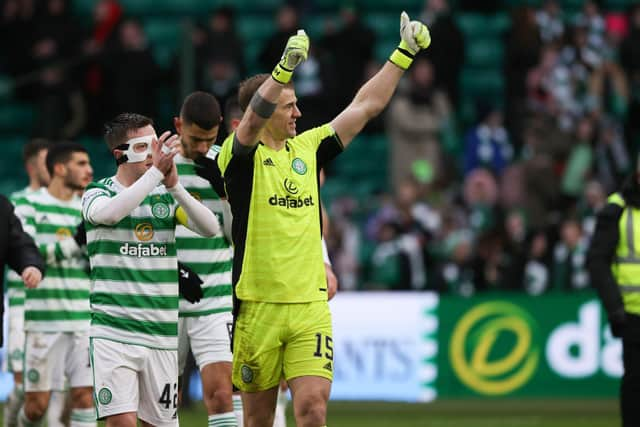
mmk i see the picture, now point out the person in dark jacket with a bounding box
[0,194,45,347]
[587,167,640,427]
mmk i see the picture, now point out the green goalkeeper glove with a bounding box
[272,29,309,84]
[389,11,431,70]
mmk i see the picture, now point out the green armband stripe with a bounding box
[389,48,414,70]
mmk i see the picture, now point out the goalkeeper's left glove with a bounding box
[389,11,431,70]
[178,261,204,303]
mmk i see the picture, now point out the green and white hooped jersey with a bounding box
[82,176,180,350]
[175,148,232,317]
[5,187,41,312]
[15,189,90,332]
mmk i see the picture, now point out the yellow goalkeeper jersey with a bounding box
[217,123,342,303]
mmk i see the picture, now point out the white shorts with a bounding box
[90,338,178,426]
[178,311,233,374]
[24,331,92,392]
[6,306,25,373]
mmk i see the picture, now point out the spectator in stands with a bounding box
[536,0,564,43]
[387,56,451,191]
[498,209,529,291]
[505,5,543,145]
[462,104,513,177]
[575,0,606,52]
[561,116,595,204]
[258,4,299,73]
[419,0,465,107]
[30,0,85,139]
[552,217,589,291]
[320,3,375,112]
[523,230,550,295]
[594,118,631,193]
[107,18,161,120]
[588,58,629,121]
[197,7,245,80]
[621,4,640,151]
[82,0,123,134]
[579,179,607,240]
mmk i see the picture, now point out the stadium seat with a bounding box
[143,18,184,68]
[303,15,335,39]
[0,103,36,133]
[237,15,275,42]
[364,13,399,39]
[457,12,510,37]
[460,68,504,98]
[375,39,400,63]
[465,38,504,67]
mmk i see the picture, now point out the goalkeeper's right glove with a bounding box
[389,11,431,70]
[178,262,204,304]
[272,29,309,84]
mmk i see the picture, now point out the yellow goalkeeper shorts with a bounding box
[232,300,333,392]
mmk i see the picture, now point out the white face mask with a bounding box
[118,134,156,164]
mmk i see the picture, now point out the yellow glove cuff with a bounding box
[389,44,415,70]
[272,63,293,84]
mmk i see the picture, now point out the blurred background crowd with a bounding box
[1,0,637,295]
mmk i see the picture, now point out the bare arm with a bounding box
[235,30,310,152]
[331,11,430,148]
[331,62,404,148]
[235,79,287,149]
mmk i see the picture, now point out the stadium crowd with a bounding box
[1,0,639,295]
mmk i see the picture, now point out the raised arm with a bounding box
[331,11,431,148]
[234,30,310,153]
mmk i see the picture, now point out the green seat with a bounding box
[72,0,94,17]
[303,15,335,39]
[143,18,184,68]
[119,0,156,16]
[465,38,504,67]
[460,68,504,97]
[364,13,398,39]
[237,16,275,44]
[604,0,632,10]
[457,12,510,37]
[0,103,35,133]
[360,0,421,12]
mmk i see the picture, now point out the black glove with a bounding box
[609,308,627,338]
[73,221,87,247]
[178,261,204,303]
[194,155,226,198]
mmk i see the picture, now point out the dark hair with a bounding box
[180,91,221,130]
[45,142,88,176]
[104,113,154,151]
[224,92,243,121]
[23,139,51,165]
[238,73,294,112]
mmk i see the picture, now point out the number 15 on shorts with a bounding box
[313,333,333,360]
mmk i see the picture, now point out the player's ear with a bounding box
[113,149,124,160]
[174,116,182,133]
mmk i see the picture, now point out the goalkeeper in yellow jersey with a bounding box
[213,11,430,427]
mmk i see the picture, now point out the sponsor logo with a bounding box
[27,368,40,383]
[241,365,254,383]
[134,223,154,241]
[450,301,539,395]
[263,158,275,166]
[10,349,22,360]
[56,227,72,240]
[189,191,202,202]
[292,157,307,175]
[268,194,314,209]
[98,387,112,405]
[283,178,299,195]
[323,362,333,372]
[152,202,170,219]
[119,242,168,257]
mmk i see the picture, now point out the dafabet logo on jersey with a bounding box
[120,222,168,257]
[449,301,540,395]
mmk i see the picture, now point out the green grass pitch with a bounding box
[1,399,619,426]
